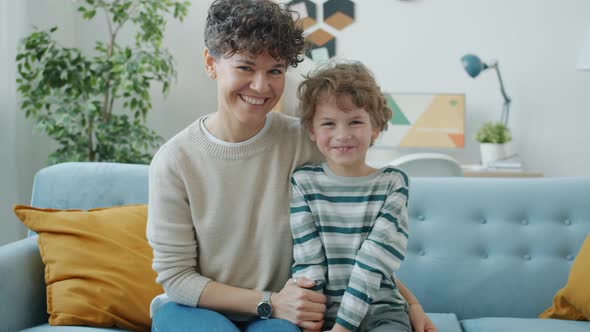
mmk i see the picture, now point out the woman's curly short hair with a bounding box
[205,0,306,67]
[298,61,393,133]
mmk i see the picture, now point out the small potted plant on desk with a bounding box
[475,122,512,167]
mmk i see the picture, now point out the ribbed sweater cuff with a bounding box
[168,275,212,307]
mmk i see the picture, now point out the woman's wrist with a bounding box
[269,292,277,316]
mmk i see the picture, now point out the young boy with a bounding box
[290,62,411,332]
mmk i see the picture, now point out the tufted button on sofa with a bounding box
[0,163,589,331]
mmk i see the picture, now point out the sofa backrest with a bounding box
[31,162,149,210]
[30,163,590,320]
[399,177,590,320]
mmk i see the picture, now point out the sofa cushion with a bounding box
[23,315,461,332]
[21,324,127,331]
[14,204,161,331]
[461,317,590,332]
[426,313,463,332]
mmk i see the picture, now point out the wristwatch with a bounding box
[256,291,273,319]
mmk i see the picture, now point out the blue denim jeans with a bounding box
[152,302,301,332]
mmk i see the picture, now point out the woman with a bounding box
[148,1,438,331]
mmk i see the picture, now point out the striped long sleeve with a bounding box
[336,176,409,330]
[290,174,328,292]
[289,164,409,331]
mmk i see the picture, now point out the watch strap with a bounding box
[262,291,272,304]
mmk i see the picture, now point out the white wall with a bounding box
[154,0,590,175]
[0,0,74,245]
[0,0,25,245]
[352,0,590,173]
[2,0,590,244]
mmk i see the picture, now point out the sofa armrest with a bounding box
[0,236,48,330]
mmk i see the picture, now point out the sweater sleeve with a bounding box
[335,173,410,331]
[146,145,211,307]
[290,176,327,293]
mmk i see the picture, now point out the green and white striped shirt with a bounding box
[290,163,410,331]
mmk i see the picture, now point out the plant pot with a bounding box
[480,143,506,167]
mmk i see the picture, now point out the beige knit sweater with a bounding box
[147,113,322,309]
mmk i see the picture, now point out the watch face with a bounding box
[257,302,272,318]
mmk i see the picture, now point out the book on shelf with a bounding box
[487,161,523,169]
[462,165,525,172]
[488,155,523,169]
[462,155,525,172]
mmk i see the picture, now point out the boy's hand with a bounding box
[409,303,438,332]
[326,323,351,332]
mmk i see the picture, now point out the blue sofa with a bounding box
[0,162,589,332]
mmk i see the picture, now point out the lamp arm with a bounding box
[492,64,511,104]
[491,63,512,126]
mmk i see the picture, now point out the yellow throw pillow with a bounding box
[14,204,163,331]
[540,234,590,321]
[539,288,586,320]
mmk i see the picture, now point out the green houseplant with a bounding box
[475,122,512,166]
[16,0,189,164]
[475,121,512,144]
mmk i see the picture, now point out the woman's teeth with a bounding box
[241,95,266,105]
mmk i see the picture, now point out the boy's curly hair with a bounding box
[298,61,392,132]
[205,0,306,67]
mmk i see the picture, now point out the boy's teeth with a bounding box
[241,95,265,105]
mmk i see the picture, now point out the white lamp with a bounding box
[577,26,590,70]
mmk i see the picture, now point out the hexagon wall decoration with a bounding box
[307,29,336,59]
[287,0,317,30]
[324,0,354,30]
[286,0,355,61]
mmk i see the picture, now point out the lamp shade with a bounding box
[577,26,590,70]
[461,54,486,78]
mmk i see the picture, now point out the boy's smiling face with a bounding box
[309,95,380,177]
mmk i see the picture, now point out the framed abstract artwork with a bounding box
[375,93,465,148]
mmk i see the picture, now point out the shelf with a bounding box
[461,165,543,178]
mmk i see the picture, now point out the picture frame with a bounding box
[375,93,465,148]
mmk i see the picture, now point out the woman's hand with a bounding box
[408,303,438,332]
[271,277,327,331]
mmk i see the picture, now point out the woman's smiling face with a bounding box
[205,49,287,129]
